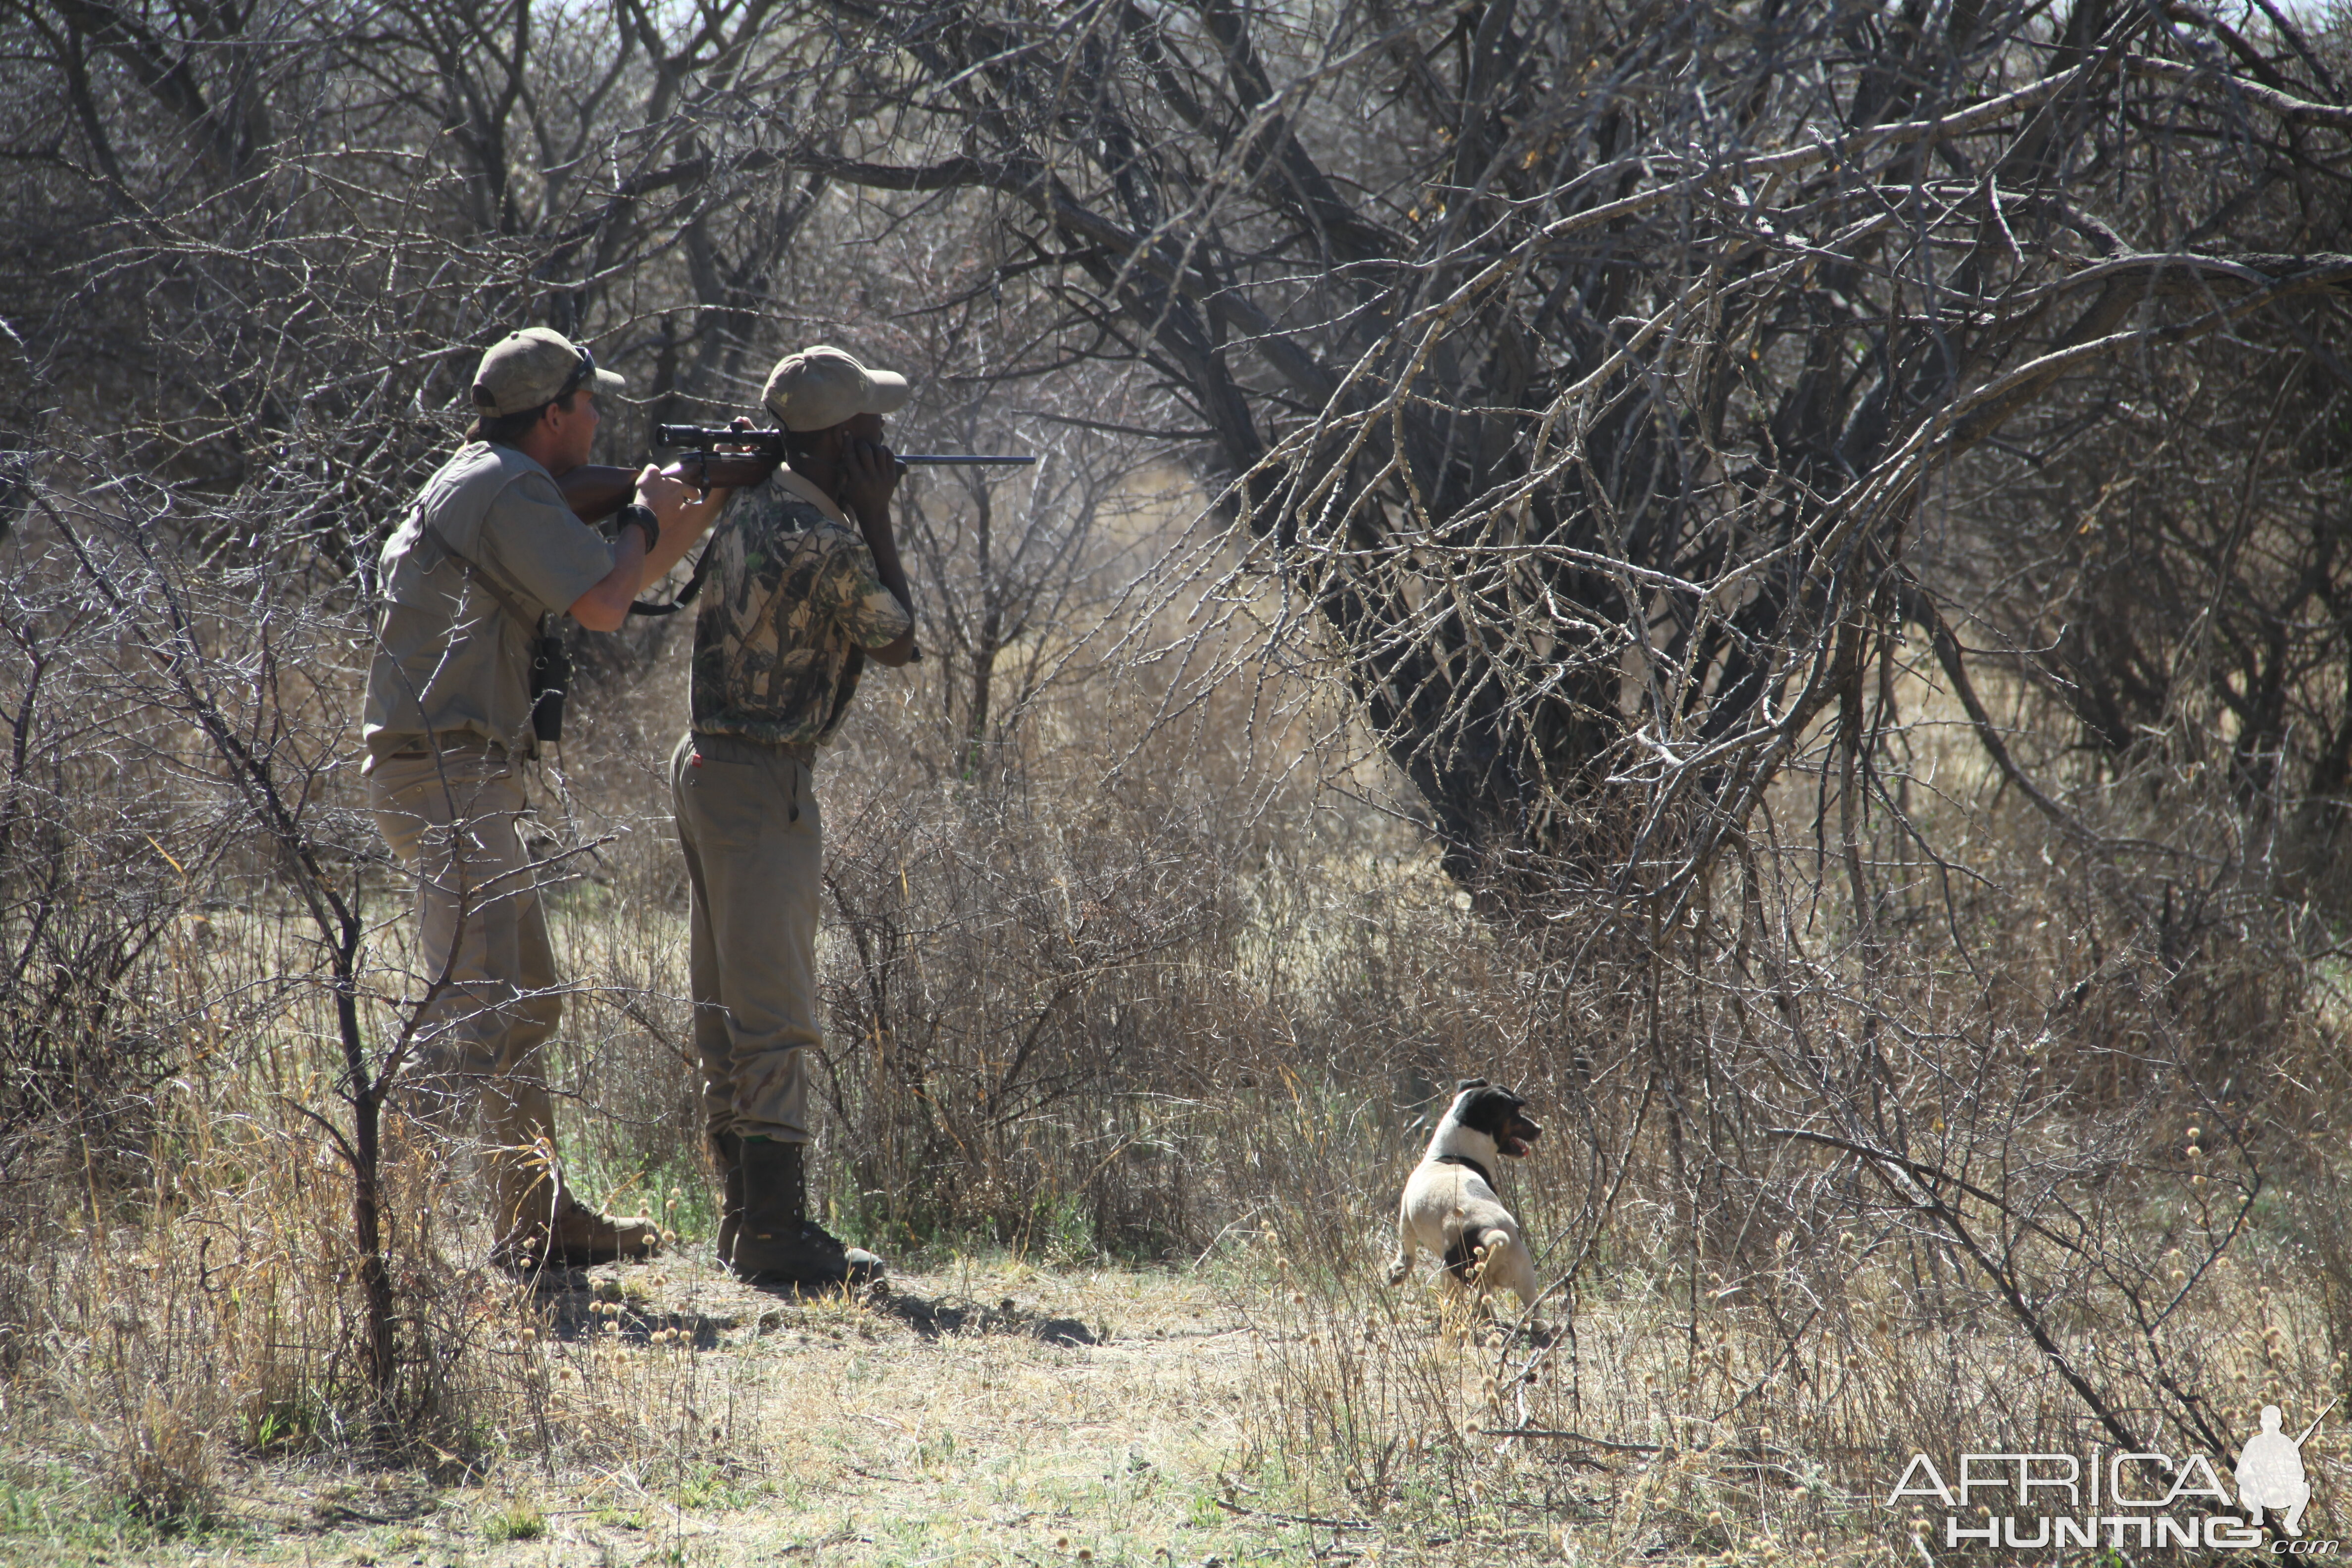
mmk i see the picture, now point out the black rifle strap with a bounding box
[628,539,715,618]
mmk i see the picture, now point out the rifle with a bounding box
[555,425,1036,523]
[557,427,1032,626]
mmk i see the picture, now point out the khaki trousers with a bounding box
[368,743,570,1236]
[669,732,819,1144]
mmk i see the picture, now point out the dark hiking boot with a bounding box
[711,1130,744,1268]
[731,1138,884,1288]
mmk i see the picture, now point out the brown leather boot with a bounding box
[479,1092,656,1270]
[491,1195,661,1272]
[711,1130,744,1268]
[731,1138,883,1288]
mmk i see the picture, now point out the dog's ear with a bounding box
[1456,1077,1489,1091]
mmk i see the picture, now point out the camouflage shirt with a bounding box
[688,467,911,746]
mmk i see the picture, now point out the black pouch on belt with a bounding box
[528,624,570,744]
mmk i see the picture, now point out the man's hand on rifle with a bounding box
[572,464,724,631]
[640,462,729,581]
[636,464,691,529]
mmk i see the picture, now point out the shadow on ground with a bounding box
[524,1268,1103,1348]
[530,1273,735,1350]
[875,1290,1102,1346]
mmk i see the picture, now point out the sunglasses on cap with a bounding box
[556,344,598,401]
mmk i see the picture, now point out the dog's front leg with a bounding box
[1386,1200,1416,1286]
[1496,1247,1542,1320]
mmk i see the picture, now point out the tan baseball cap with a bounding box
[762,344,911,432]
[471,327,625,417]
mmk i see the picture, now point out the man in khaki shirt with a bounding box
[366,327,725,1268]
[674,345,916,1287]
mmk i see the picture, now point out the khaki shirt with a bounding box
[362,442,615,759]
[688,467,912,747]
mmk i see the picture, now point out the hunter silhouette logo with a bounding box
[2237,1404,2323,1536]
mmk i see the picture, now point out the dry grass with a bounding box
[1251,1234,2352,1564]
[6,1226,2341,1565]
[0,1255,1252,1566]
[6,810,2349,1566]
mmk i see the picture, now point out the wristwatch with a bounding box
[614,502,659,554]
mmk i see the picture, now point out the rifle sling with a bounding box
[427,509,709,624]
[628,541,713,618]
[422,523,548,636]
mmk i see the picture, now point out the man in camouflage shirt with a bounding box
[672,345,915,1286]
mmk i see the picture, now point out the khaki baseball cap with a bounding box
[762,344,911,432]
[471,327,625,417]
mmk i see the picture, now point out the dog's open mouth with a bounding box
[1498,1126,1539,1158]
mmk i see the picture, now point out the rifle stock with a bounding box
[557,456,776,524]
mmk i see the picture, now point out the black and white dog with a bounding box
[1387,1079,1543,1313]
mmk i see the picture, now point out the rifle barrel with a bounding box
[654,425,1034,467]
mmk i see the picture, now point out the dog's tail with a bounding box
[1442,1220,1508,1283]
